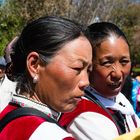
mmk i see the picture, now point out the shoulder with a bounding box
[59,98,119,140]
[0,105,74,140]
[59,97,113,127]
[1,116,74,140]
[117,92,134,108]
[0,107,45,139]
[29,121,74,140]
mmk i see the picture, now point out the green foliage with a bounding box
[133,67,140,73]
[0,0,25,55]
[0,0,140,65]
[0,0,71,55]
[110,2,140,65]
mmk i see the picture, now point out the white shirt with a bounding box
[66,87,140,140]
[0,74,17,112]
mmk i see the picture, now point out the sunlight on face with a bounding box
[37,36,92,112]
[90,37,131,97]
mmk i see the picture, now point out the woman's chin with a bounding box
[61,105,77,113]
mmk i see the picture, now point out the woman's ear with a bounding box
[26,52,40,79]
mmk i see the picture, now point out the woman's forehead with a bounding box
[94,37,129,59]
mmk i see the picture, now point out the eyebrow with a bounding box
[78,58,92,67]
[98,55,113,60]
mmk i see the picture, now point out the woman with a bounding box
[59,22,140,140]
[0,16,92,139]
[0,37,18,112]
[0,56,17,112]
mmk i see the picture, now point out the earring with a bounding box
[33,75,38,83]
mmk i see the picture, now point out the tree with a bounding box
[0,0,140,66]
[0,0,25,55]
[110,2,140,66]
[0,0,70,55]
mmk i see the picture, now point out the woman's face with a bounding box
[90,36,131,97]
[36,36,92,112]
[0,67,5,79]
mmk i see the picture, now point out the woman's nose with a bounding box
[79,71,90,90]
[111,65,122,80]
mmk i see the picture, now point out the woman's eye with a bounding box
[120,60,130,65]
[73,68,82,71]
[73,67,83,74]
[101,61,112,67]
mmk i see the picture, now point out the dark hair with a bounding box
[4,36,18,64]
[11,16,87,94]
[87,22,129,59]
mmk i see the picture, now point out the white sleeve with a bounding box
[135,114,140,127]
[68,112,119,140]
[29,122,73,140]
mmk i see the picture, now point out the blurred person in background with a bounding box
[131,72,140,118]
[4,36,18,80]
[0,37,18,112]
[0,56,16,112]
[0,56,6,85]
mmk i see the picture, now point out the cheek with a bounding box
[56,71,79,90]
[120,63,131,80]
[125,64,131,74]
[90,69,108,83]
[47,66,79,91]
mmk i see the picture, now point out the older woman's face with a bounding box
[90,36,131,97]
[36,36,92,112]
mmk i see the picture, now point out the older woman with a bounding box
[59,22,140,140]
[0,16,92,139]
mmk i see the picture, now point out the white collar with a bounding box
[11,94,60,120]
[86,86,135,115]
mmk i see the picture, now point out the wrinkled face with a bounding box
[36,36,92,112]
[90,36,131,97]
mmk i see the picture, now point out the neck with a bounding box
[29,92,42,103]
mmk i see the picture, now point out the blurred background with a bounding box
[0,0,140,117]
[0,0,140,74]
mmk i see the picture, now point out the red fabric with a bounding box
[0,105,46,140]
[0,104,18,120]
[0,104,76,140]
[59,98,114,127]
[63,137,75,140]
[0,116,45,140]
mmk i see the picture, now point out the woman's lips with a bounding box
[109,82,122,90]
